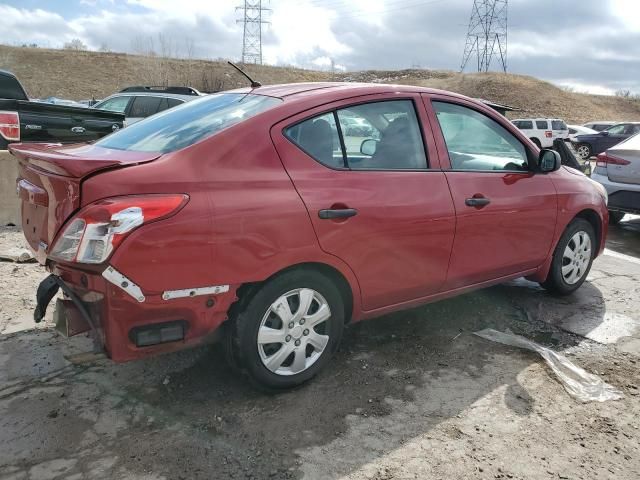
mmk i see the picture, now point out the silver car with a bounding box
[591,132,640,224]
[93,86,203,126]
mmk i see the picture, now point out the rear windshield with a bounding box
[96,93,281,153]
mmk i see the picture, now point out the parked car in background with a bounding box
[572,122,640,160]
[583,121,618,132]
[591,133,640,224]
[0,70,124,150]
[567,124,598,142]
[511,118,569,148]
[93,86,203,126]
[13,83,608,390]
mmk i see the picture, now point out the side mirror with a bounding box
[360,139,378,156]
[539,149,561,173]
[600,131,609,136]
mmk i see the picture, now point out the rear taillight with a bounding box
[0,111,20,142]
[50,194,188,264]
[596,152,631,168]
[545,131,553,138]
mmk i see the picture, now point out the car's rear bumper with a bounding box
[38,262,237,362]
[591,170,640,214]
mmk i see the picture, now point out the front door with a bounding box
[272,95,456,311]
[424,95,558,289]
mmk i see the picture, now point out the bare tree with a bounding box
[63,38,88,51]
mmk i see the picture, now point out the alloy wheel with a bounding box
[561,231,592,285]
[576,145,591,159]
[257,288,332,376]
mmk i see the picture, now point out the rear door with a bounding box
[424,94,557,289]
[272,94,456,311]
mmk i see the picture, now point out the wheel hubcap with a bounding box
[257,288,331,376]
[561,231,592,285]
[577,145,590,159]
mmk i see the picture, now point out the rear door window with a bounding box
[285,100,428,170]
[129,96,163,118]
[536,120,548,129]
[156,97,184,113]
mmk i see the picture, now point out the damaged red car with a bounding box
[11,82,609,389]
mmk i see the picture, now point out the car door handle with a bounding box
[465,197,491,207]
[318,208,358,219]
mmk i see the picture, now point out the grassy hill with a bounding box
[2,44,640,124]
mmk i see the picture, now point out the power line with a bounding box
[460,0,508,73]
[236,0,270,64]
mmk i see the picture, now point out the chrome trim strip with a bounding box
[162,285,229,300]
[102,265,145,303]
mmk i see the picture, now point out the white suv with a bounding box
[512,118,569,148]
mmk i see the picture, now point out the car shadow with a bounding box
[0,278,608,479]
[607,215,640,258]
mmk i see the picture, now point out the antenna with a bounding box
[236,0,270,65]
[460,0,508,73]
[227,61,262,88]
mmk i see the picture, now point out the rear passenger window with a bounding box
[129,96,162,118]
[536,120,548,129]
[285,113,343,168]
[552,120,567,130]
[433,101,528,172]
[285,100,428,170]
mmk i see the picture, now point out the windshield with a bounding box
[96,93,281,153]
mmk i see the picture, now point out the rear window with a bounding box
[552,120,567,130]
[96,93,281,153]
[513,120,533,129]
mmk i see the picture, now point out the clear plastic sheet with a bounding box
[474,328,624,403]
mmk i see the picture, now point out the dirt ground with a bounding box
[1,219,640,480]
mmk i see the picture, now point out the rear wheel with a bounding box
[226,269,344,390]
[540,218,595,295]
[575,143,592,160]
[609,211,625,225]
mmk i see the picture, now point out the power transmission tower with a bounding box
[236,1,270,64]
[460,0,508,73]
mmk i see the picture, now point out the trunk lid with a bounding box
[10,142,161,261]
[606,135,640,185]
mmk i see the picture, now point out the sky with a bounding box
[0,0,639,95]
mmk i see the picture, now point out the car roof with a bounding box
[224,82,472,100]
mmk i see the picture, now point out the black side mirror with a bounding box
[600,131,609,136]
[360,139,378,156]
[539,149,561,173]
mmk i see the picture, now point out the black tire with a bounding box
[530,137,542,148]
[226,269,345,390]
[540,218,596,295]
[575,143,592,160]
[609,211,625,225]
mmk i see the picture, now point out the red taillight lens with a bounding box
[0,111,20,142]
[50,194,188,264]
[545,131,553,138]
[596,152,631,168]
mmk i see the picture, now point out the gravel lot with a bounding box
[1,219,639,480]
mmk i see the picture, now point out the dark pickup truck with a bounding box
[0,70,124,150]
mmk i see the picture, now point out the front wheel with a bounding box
[540,218,595,295]
[575,143,592,160]
[227,269,345,390]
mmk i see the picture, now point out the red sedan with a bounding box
[11,83,609,389]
